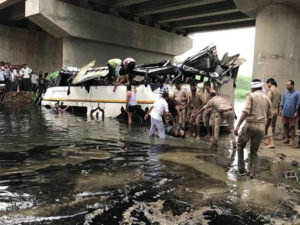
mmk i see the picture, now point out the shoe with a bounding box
[238,168,247,175]
[232,142,237,149]
[210,138,218,147]
[283,139,289,144]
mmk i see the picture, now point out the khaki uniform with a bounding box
[204,96,235,143]
[203,89,217,127]
[174,88,189,127]
[186,92,194,125]
[266,86,282,137]
[238,90,272,174]
[189,92,206,126]
[186,88,204,124]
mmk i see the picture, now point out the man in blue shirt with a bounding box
[280,80,300,146]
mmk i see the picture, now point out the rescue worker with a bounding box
[144,92,170,139]
[234,79,272,179]
[157,78,169,98]
[107,58,122,83]
[120,58,136,84]
[186,80,203,134]
[188,86,205,142]
[173,80,189,129]
[113,58,136,91]
[265,78,281,148]
[203,81,216,140]
[192,92,236,147]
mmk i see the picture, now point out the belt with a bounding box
[220,108,232,114]
[246,121,266,126]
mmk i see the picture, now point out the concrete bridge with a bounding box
[0,0,299,88]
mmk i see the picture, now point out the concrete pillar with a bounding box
[252,4,300,93]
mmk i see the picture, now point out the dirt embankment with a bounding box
[2,91,33,103]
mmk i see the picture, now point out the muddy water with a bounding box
[0,105,299,225]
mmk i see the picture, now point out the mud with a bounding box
[0,105,299,225]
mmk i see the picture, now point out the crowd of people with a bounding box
[126,77,300,179]
[0,62,48,93]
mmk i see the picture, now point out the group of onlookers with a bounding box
[0,61,47,93]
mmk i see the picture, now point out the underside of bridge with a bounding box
[0,0,256,72]
[0,0,299,87]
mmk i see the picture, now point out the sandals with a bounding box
[249,173,256,179]
[238,168,256,179]
[266,145,275,149]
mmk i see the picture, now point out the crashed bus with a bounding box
[41,45,245,119]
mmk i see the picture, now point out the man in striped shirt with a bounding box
[157,78,169,98]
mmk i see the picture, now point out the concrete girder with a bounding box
[155,3,239,23]
[129,0,226,16]
[172,12,249,29]
[186,20,255,33]
[25,0,192,56]
[0,0,23,10]
[108,0,151,7]
[177,18,253,29]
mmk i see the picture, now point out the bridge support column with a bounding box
[253,4,300,92]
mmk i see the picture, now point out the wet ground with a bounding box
[0,104,299,225]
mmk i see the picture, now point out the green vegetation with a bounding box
[235,75,251,101]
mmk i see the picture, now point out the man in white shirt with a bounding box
[144,92,170,139]
[0,69,4,83]
[31,71,39,92]
[20,64,32,91]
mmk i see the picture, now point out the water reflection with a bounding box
[0,105,298,224]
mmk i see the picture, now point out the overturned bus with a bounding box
[41,45,245,119]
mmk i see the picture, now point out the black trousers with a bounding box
[23,78,31,91]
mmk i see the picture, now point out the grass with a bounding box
[235,75,251,101]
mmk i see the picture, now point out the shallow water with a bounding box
[0,104,299,225]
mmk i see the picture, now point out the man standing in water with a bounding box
[280,80,300,146]
[234,79,272,179]
[265,78,281,148]
[126,85,137,125]
[192,92,236,147]
[188,86,205,142]
[144,92,170,139]
[203,81,217,140]
[173,80,189,128]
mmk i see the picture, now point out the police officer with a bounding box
[173,80,189,129]
[203,81,217,140]
[234,79,272,179]
[192,92,235,147]
[188,86,205,142]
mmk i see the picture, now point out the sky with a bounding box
[189,27,256,76]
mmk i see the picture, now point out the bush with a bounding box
[235,76,251,101]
